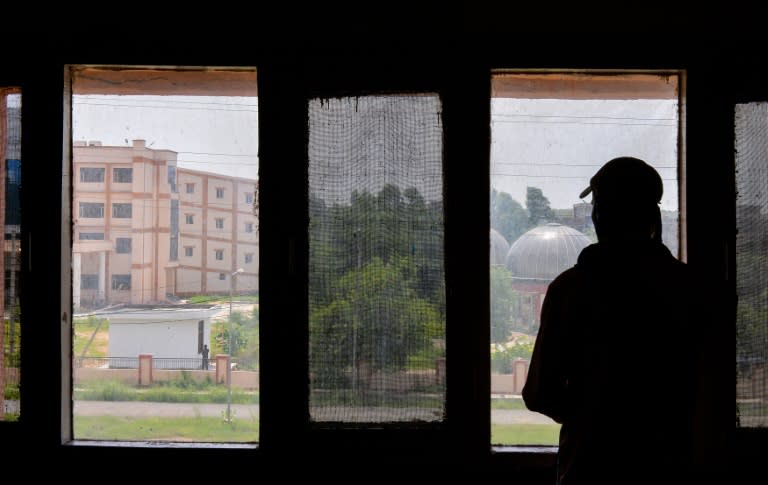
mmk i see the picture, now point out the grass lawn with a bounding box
[74,415,259,442]
[491,423,560,446]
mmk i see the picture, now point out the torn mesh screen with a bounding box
[308,95,446,423]
[735,103,768,427]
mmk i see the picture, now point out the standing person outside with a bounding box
[201,344,210,370]
[522,157,730,484]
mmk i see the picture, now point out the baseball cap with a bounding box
[579,156,663,204]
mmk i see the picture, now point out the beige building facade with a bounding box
[72,139,257,310]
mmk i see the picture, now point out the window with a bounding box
[81,274,99,290]
[215,217,224,229]
[113,167,132,183]
[111,274,131,290]
[308,95,446,423]
[1,89,21,421]
[168,165,177,193]
[112,203,132,218]
[79,202,104,218]
[245,192,253,204]
[735,103,768,428]
[216,187,224,199]
[78,232,104,240]
[68,66,259,445]
[489,71,682,446]
[80,167,105,183]
[244,222,253,233]
[245,253,253,264]
[170,199,179,261]
[115,237,131,254]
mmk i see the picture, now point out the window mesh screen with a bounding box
[308,95,446,423]
[735,102,768,427]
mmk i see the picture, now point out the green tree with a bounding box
[310,257,445,386]
[526,186,555,227]
[490,265,515,343]
[491,188,529,244]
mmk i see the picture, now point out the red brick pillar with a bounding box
[215,354,230,384]
[513,358,528,394]
[138,354,153,386]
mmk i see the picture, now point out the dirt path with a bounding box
[73,400,555,425]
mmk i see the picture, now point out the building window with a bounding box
[80,167,104,183]
[111,274,131,290]
[81,274,99,290]
[308,94,446,423]
[79,202,104,218]
[244,222,254,233]
[115,237,132,254]
[170,199,179,261]
[113,167,132,183]
[69,65,260,445]
[245,192,253,204]
[215,218,224,229]
[489,71,682,446]
[245,253,253,264]
[216,187,225,199]
[112,203,132,218]
[78,232,104,240]
[168,165,177,193]
[735,102,768,427]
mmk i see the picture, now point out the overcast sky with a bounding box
[491,98,679,212]
[72,95,259,180]
[71,94,679,212]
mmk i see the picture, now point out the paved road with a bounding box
[73,400,556,424]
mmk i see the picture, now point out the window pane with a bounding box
[735,102,768,427]
[308,95,446,423]
[490,72,680,445]
[1,90,21,421]
[70,67,259,443]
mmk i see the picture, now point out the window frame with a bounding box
[112,167,132,183]
[2,44,743,479]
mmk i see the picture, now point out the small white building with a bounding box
[97,304,222,367]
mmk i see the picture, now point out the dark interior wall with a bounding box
[1,6,766,481]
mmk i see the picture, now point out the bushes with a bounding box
[74,378,258,404]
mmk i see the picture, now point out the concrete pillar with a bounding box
[138,354,153,386]
[98,251,106,303]
[73,252,82,310]
[215,354,230,384]
[513,358,529,394]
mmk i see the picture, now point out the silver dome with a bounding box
[505,223,591,280]
[490,228,510,266]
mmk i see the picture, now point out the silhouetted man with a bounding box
[522,157,729,485]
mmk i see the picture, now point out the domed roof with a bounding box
[505,223,591,280]
[490,228,510,265]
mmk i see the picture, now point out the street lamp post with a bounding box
[226,267,244,423]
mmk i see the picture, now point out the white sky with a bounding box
[71,94,679,212]
[491,98,679,212]
[72,95,259,180]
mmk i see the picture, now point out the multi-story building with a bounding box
[72,139,257,311]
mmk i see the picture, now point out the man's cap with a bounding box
[579,156,663,204]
